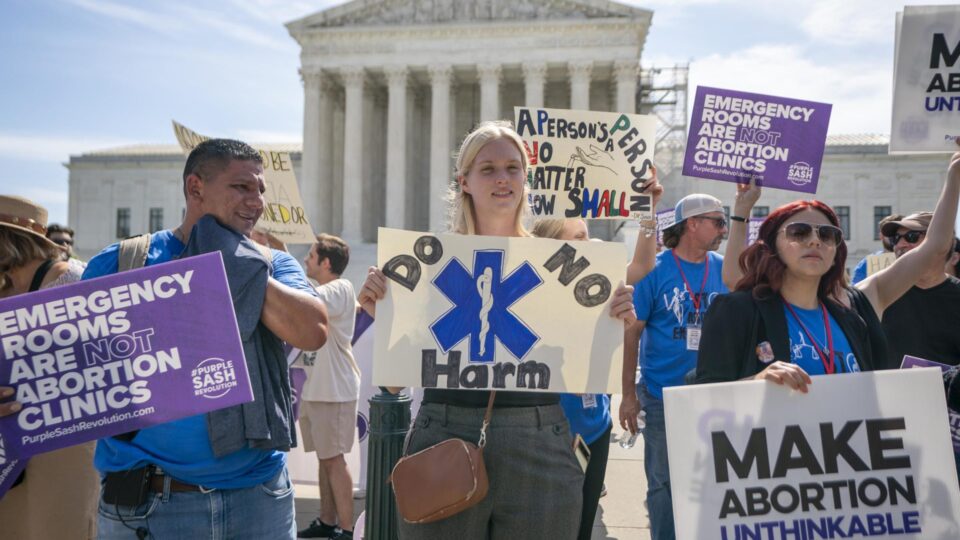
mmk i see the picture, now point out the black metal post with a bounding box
[364,388,411,540]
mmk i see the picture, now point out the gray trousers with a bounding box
[397,403,584,540]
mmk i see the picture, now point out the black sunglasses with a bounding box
[887,230,925,246]
[780,222,843,246]
[694,216,727,229]
[51,238,73,246]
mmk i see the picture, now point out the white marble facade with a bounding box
[285,0,653,243]
[65,1,955,281]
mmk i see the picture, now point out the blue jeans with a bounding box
[639,384,675,540]
[97,466,296,539]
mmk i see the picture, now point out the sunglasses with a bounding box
[779,222,843,246]
[694,216,727,229]
[51,238,73,246]
[887,230,925,246]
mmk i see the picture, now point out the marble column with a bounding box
[340,67,365,242]
[384,65,408,229]
[429,64,453,232]
[568,60,593,110]
[522,62,547,108]
[477,63,502,121]
[300,69,332,234]
[614,60,639,114]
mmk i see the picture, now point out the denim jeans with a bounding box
[97,466,296,539]
[639,384,675,540]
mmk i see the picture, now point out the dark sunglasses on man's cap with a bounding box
[779,222,843,246]
[887,230,925,246]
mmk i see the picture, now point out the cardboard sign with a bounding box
[866,253,897,277]
[514,107,657,220]
[372,228,625,393]
[683,87,832,193]
[891,6,960,153]
[0,253,252,462]
[665,370,960,540]
[172,121,316,244]
[901,355,960,454]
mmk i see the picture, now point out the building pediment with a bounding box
[287,0,651,31]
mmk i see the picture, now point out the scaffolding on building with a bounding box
[639,63,689,177]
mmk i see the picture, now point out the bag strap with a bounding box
[112,232,152,444]
[118,233,152,271]
[28,259,56,292]
[477,391,496,449]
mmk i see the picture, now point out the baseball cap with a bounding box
[673,194,724,224]
[880,212,932,237]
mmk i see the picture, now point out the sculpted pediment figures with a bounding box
[295,0,646,29]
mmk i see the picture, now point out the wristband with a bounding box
[730,215,748,223]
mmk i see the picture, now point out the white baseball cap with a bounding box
[673,194,724,224]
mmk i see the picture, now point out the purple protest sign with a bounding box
[901,355,960,453]
[0,252,252,461]
[683,87,832,193]
[0,457,26,500]
[289,366,306,421]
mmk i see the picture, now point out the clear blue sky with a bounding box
[0,0,953,224]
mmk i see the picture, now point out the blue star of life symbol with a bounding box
[430,250,542,363]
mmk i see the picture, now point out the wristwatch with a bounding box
[730,215,748,223]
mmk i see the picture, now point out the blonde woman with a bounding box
[359,122,636,539]
[0,195,98,540]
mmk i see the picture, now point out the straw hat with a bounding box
[0,195,64,251]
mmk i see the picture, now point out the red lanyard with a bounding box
[671,251,710,315]
[783,300,836,374]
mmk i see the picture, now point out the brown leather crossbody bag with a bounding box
[389,392,496,524]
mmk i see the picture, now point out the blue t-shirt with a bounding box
[82,230,316,488]
[560,393,612,445]
[783,303,861,376]
[633,250,727,399]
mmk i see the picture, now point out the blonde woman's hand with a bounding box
[609,282,637,324]
[358,266,387,318]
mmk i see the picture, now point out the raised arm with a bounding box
[262,278,329,350]
[626,168,664,285]
[857,138,960,317]
[721,178,762,290]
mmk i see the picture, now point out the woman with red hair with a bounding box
[696,140,960,386]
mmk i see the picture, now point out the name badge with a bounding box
[581,394,598,408]
[686,326,702,351]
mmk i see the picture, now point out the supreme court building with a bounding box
[66,0,952,285]
[285,0,653,244]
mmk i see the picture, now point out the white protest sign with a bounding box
[866,252,896,277]
[891,6,960,153]
[656,208,676,247]
[665,370,960,540]
[372,228,626,393]
[172,121,316,243]
[514,107,657,220]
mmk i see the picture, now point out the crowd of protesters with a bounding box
[0,126,958,540]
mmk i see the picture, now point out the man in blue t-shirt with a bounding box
[84,139,329,539]
[621,193,730,540]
